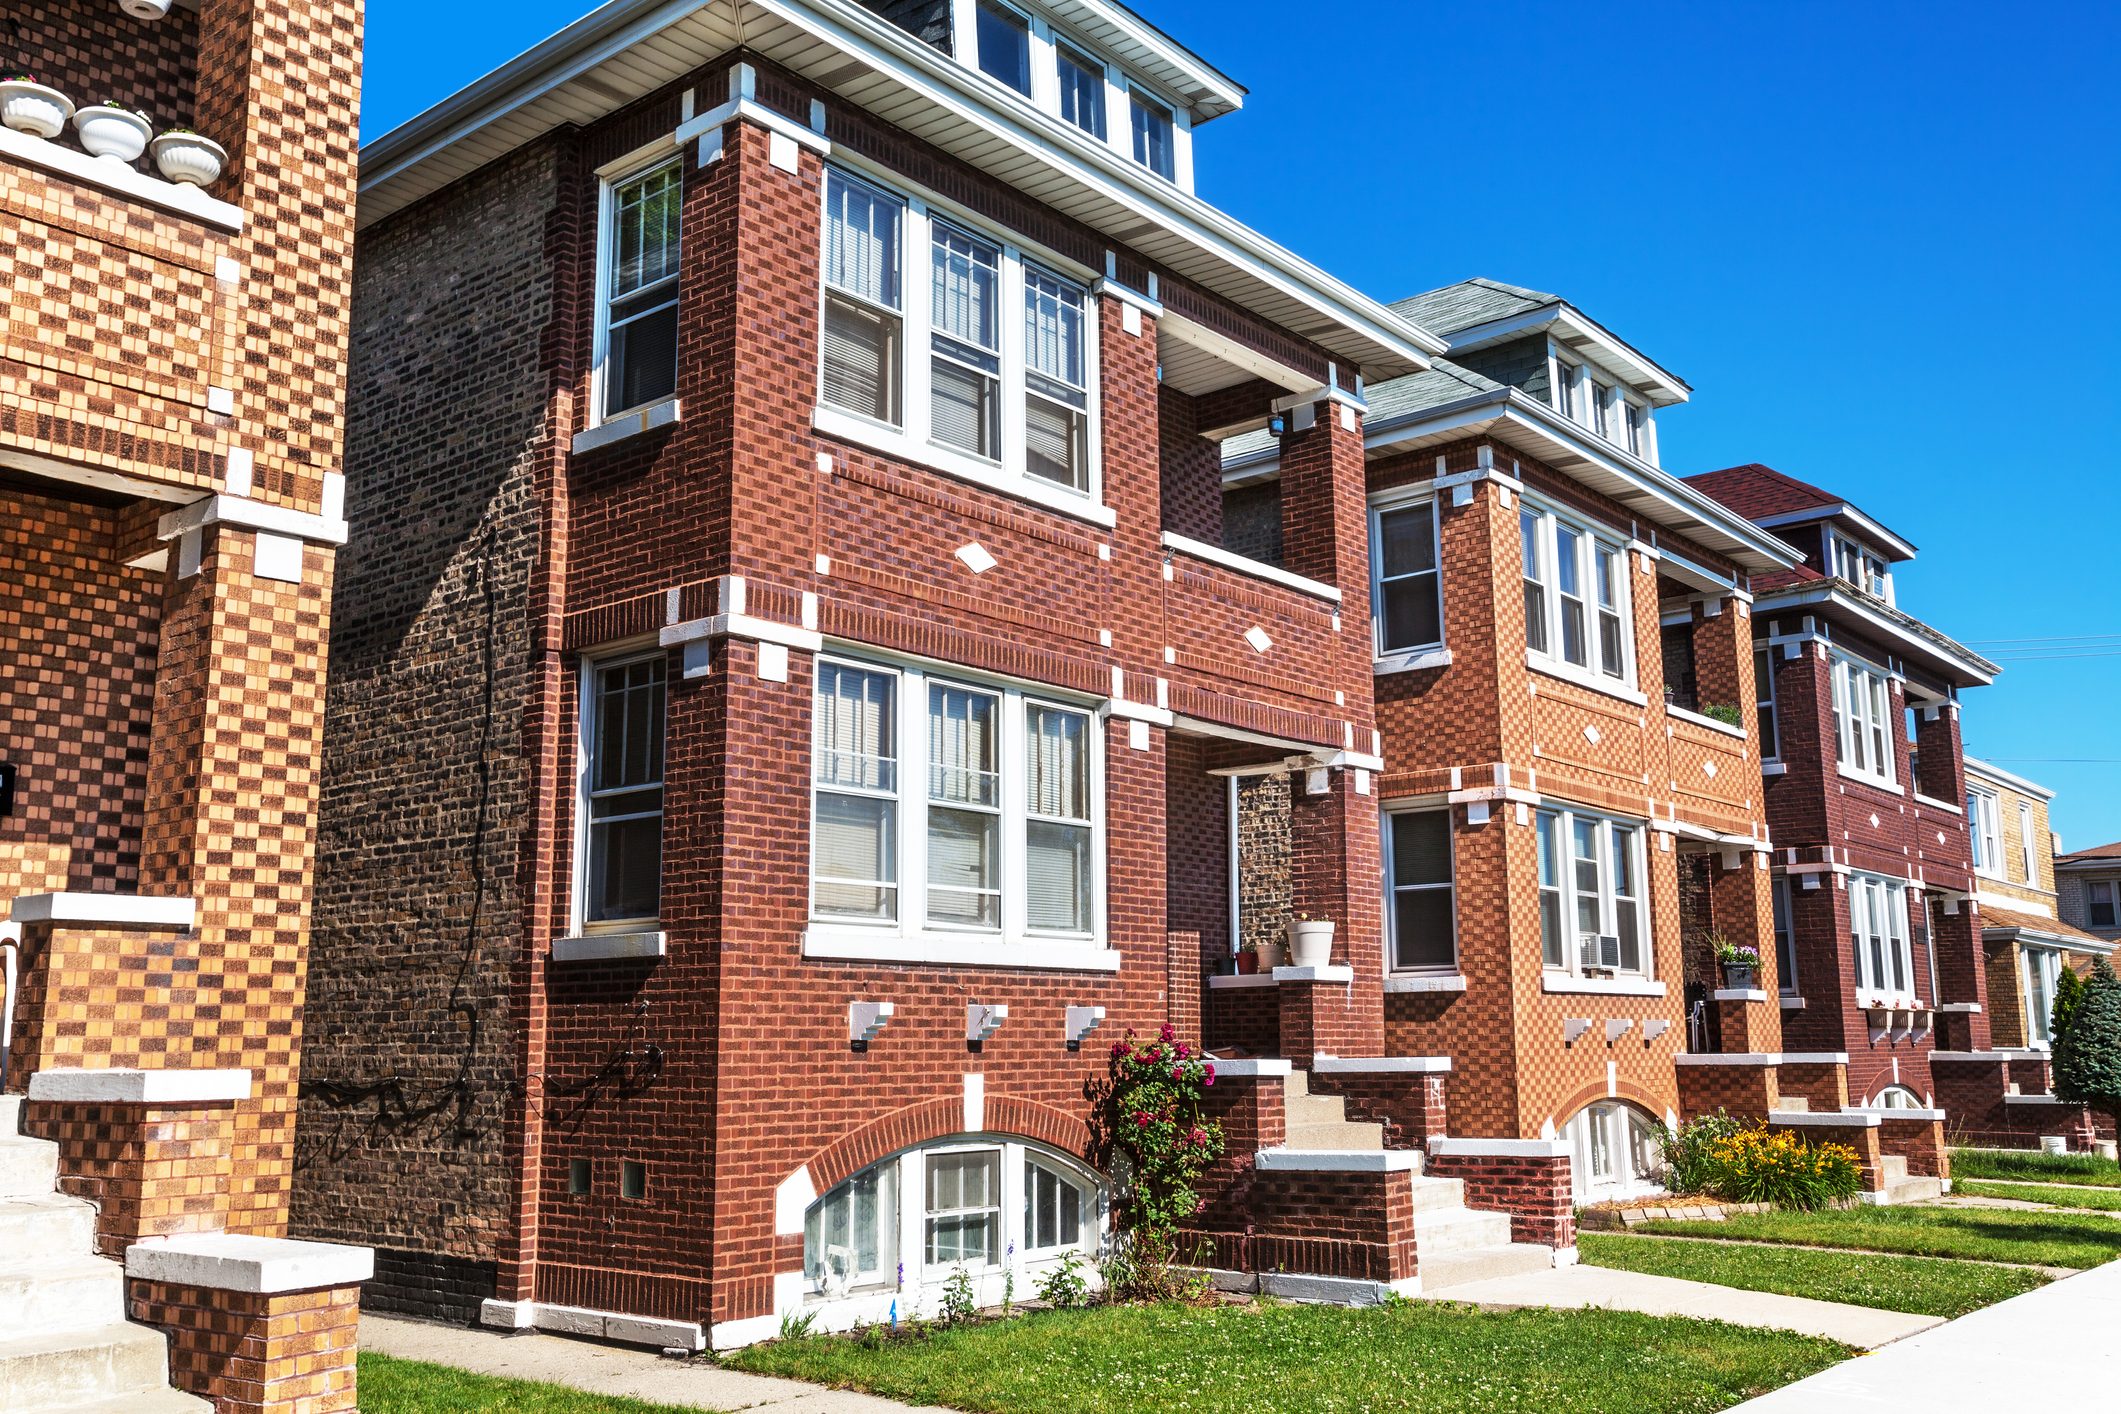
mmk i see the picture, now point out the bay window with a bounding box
[1849,873,1913,999]
[818,168,1099,508]
[1372,498,1443,658]
[1537,807,1648,976]
[1969,787,2002,874]
[1385,809,1455,972]
[579,654,666,926]
[599,161,682,419]
[1024,1156,1086,1253]
[1521,501,1634,689]
[1831,653,1897,785]
[805,1162,896,1294]
[811,656,1101,952]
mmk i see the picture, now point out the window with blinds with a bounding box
[821,172,905,425]
[930,223,1002,457]
[582,655,666,925]
[602,162,682,418]
[810,658,1100,946]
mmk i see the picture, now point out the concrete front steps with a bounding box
[0,1096,208,1413]
[1877,1153,1944,1205]
[1273,1070,1554,1295]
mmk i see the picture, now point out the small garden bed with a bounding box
[1579,1198,1771,1230]
[1578,1233,2048,1318]
[1949,1147,2121,1188]
[729,1299,1848,1414]
[1629,1203,2121,1269]
[358,1353,707,1413]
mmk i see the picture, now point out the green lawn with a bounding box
[1956,1180,2121,1212]
[730,1300,1847,1413]
[1949,1148,2121,1188]
[1630,1203,2121,1269]
[359,1353,708,1413]
[1578,1233,2047,1318]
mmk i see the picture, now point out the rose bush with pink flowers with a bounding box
[1097,1023,1223,1296]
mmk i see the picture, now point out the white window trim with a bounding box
[1521,496,1638,695]
[2019,800,2039,886]
[1830,651,1898,788]
[804,651,1113,970]
[1829,531,1894,605]
[571,647,668,936]
[1772,875,1798,997]
[1382,806,1457,976]
[1537,805,1654,981]
[1849,873,1917,1005]
[815,164,1111,528]
[2023,946,2062,1049]
[1755,645,1780,763]
[1369,494,1445,663]
[1567,1101,1665,1201]
[590,148,684,430]
[1969,787,2003,879]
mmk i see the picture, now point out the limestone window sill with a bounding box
[1384,973,1468,994]
[802,925,1120,973]
[1541,972,1666,997]
[573,397,680,456]
[0,126,242,231]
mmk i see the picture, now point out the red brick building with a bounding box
[2,2,372,1410]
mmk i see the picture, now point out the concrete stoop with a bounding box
[0,1096,208,1413]
[1873,1153,1946,1206]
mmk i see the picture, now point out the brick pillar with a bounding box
[1913,700,1969,808]
[1933,896,1992,1051]
[1709,851,1783,1053]
[1286,771,1384,1058]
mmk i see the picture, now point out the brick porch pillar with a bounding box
[1708,851,1783,1053]
[1932,896,1992,1051]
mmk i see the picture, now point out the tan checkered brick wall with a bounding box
[131,1278,362,1414]
[29,1100,235,1256]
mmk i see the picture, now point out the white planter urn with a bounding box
[120,0,176,19]
[151,131,227,187]
[0,80,75,140]
[74,105,152,164]
[1287,919,1335,969]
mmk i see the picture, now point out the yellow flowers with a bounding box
[1705,1126,1864,1210]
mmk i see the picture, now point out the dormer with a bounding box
[1684,465,1915,607]
[854,0,1245,193]
[1389,279,1689,468]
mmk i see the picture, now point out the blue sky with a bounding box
[362,1,2121,847]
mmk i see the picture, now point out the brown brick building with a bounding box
[2,2,372,1410]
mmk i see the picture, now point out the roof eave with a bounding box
[1752,582,2000,686]
[1748,502,1920,561]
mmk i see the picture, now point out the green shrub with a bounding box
[1703,703,1743,728]
[1037,1249,1092,1310]
[1657,1110,1744,1195]
[940,1266,977,1325]
[1706,1126,1864,1211]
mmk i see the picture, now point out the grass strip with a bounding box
[1955,1180,2121,1212]
[1949,1148,2121,1188]
[1578,1232,2047,1318]
[1629,1202,2121,1269]
[358,1352,711,1414]
[731,1299,1846,1414]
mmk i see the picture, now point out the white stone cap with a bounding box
[1779,1053,1852,1065]
[552,931,667,963]
[30,1068,252,1104]
[1852,1106,1948,1121]
[1204,1058,1292,1079]
[1312,1055,1452,1075]
[1255,1147,1423,1173]
[1933,1002,1985,1013]
[1673,1052,1850,1067]
[1713,988,1770,1002]
[1383,973,1468,994]
[1930,1050,2035,1063]
[9,893,195,929]
[1427,1136,1572,1159]
[1271,964,1354,983]
[1766,1111,1882,1128]
[2003,1094,2075,1106]
[1205,972,1280,990]
[127,1233,374,1294]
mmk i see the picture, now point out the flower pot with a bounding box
[74,105,152,164]
[151,131,227,187]
[0,80,74,140]
[1721,964,1757,992]
[1234,951,1259,976]
[1256,938,1285,971]
[1287,919,1334,969]
[120,0,176,18]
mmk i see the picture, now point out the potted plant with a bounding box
[74,101,152,164]
[1234,944,1259,976]
[151,128,227,187]
[1287,913,1334,969]
[1712,936,1762,991]
[0,72,74,140]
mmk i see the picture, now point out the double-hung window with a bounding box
[580,655,667,926]
[1968,787,2002,876]
[1521,501,1633,689]
[1551,355,1580,421]
[1624,399,1651,459]
[818,169,1099,508]
[1830,533,1893,603]
[1055,42,1107,138]
[1831,654,1896,785]
[1536,807,1648,975]
[811,657,1100,949]
[1372,499,1443,658]
[1755,647,1780,760]
[2024,948,2062,1047]
[1772,876,1797,995]
[600,161,682,419]
[1849,873,1913,999]
[2090,880,2118,929]
[973,0,1032,94]
[1385,810,1455,972]
[2019,800,2038,885]
[925,1148,1001,1266]
[1130,90,1175,179]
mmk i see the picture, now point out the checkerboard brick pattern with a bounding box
[37,1100,236,1256]
[131,1278,362,1414]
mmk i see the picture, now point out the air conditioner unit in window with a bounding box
[1580,934,1622,970]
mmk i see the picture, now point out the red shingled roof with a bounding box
[1686,464,1843,521]
[2059,841,2121,864]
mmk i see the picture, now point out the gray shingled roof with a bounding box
[1219,358,1504,465]
[1389,278,1559,339]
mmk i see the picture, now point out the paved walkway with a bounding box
[361,1314,935,1413]
[1421,1263,1940,1348]
[1735,1257,2121,1409]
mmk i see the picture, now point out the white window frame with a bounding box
[1755,645,1780,762]
[1829,531,1894,605]
[1369,494,1445,666]
[1849,873,1916,1004]
[1830,652,1898,788]
[1550,349,1582,422]
[2090,878,2119,929]
[1566,1101,1664,1200]
[572,648,668,933]
[969,0,1034,97]
[805,651,1112,970]
[1520,497,1638,696]
[2024,947,2063,1048]
[1383,807,1457,976]
[1537,806,1652,979]
[1772,875,1798,996]
[814,164,1109,527]
[591,151,684,428]
[2019,800,2038,885]
[1022,1151,1093,1256]
[1969,787,2003,878]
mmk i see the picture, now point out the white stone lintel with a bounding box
[1426,1136,1571,1159]
[126,1234,374,1293]
[551,931,667,963]
[1254,1147,1423,1173]
[1766,1111,1883,1129]
[1311,1055,1453,1075]
[1270,964,1354,984]
[30,1067,252,1105]
[10,893,196,928]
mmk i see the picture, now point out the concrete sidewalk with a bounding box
[1420,1262,1941,1348]
[1734,1258,2121,1409]
[360,1314,937,1412]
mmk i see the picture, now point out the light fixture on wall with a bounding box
[1267,413,1287,437]
[120,1,175,20]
